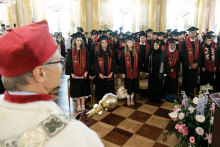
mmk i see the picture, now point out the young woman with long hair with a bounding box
[119,36,143,106]
[93,35,118,100]
[65,33,91,111]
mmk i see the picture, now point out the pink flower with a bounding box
[190,136,195,143]
[204,133,212,144]
[210,104,215,114]
[178,113,185,120]
[173,105,179,112]
[175,124,179,129]
[182,101,184,105]
[177,122,188,136]
[195,127,204,136]
[174,118,178,121]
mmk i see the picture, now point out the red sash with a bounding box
[186,38,199,67]
[163,44,167,52]
[91,39,95,45]
[72,48,86,77]
[167,49,178,78]
[178,42,182,52]
[118,50,122,60]
[203,44,215,72]
[95,42,99,53]
[218,41,220,47]
[135,42,150,61]
[125,49,139,79]
[98,50,113,81]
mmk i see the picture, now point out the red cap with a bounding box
[0,20,57,77]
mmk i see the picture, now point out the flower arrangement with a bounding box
[163,85,215,147]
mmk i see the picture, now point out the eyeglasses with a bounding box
[44,57,65,67]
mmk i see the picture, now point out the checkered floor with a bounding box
[86,96,180,147]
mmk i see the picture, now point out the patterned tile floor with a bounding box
[51,73,181,147]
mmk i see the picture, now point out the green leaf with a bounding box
[56,122,62,128]
[49,127,56,133]
[45,122,50,128]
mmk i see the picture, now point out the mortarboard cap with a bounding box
[168,39,178,44]
[77,27,84,33]
[152,32,158,35]
[187,27,199,32]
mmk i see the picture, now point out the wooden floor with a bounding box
[51,73,180,147]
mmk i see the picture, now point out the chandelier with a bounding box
[0,0,16,6]
[119,0,133,15]
[46,0,67,13]
[177,0,190,17]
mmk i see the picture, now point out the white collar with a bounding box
[169,44,176,53]
[8,91,39,95]
[190,38,195,41]
[140,42,145,45]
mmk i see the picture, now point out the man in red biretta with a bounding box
[0,20,103,147]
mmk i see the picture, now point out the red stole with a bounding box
[98,50,113,81]
[218,41,220,47]
[186,38,199,67]
[95,42,99,53]
[118,49,122,60]
[3,91,52,104]
[135,42,150,61]
[72,49,86,77]
[203,44,215,72]
[162,44,167,52]
[178,42,182,52]
[91,39,95,45]
[167,49,178,78]
[125,49,139,79]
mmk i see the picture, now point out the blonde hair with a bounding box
[125,43,136,56]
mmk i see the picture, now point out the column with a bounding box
[149,0,157,31]
[208,0,217,31]
[79,0,88,32]
[7,3,18,28]
[91,0,100,30]
[22,0,33,25]
[159,0,167,32]
[197,0,207,34]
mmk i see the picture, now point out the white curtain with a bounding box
[0,4,9,25]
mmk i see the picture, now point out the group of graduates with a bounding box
[64,26,220,111]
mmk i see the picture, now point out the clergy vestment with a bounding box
[65,49,91,98]
[181,38,202,94]
[145,49,170,103]
[119,49,143,95]
[93,50,118,99]
[0,92,104,147]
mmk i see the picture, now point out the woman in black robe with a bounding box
[112,35,120,52]
[115,38,126,66]
[200,35,218,92]
[164,39,180,102]
[215,45,220,91]
[119,36,143,106]
[145,39,170,103]
[93,36,118,100]
[65,33,91,111]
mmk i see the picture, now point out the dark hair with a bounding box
[113,37,119,45]
[59,32,63,37]
[6,25,10,27]
[54,32,58,37]
[97,40,112,58]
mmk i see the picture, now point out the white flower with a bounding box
[193,97,199,104]
[188,107,195,114]
[178,112,185,120]
[196,115,205,123]
[210,117,214,125]
[168,111,178,118]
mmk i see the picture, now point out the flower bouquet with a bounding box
[163,85,215,147]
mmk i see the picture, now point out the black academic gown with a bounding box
[215,46,220,91]
[93,50,118,99]
[112,42,120,52]
[90,42,99,66]
[65,49,91,98]
[119,50,143,95]
[181,40,202,93]
[200,44,218,88]
[145,49,170,103]
[164,51,181,93]
[115,47,125,66]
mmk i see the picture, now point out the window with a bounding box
[112,0,133,33]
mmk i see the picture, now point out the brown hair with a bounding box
[72,37,85,52]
